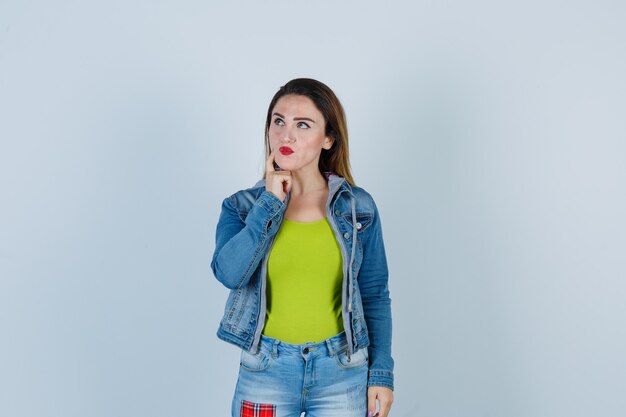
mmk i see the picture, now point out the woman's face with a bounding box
[268,94,333,173]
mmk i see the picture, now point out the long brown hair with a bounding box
[264,78,355,185]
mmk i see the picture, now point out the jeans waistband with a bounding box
[259,332,348,357]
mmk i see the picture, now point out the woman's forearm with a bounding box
[211,191,285,289]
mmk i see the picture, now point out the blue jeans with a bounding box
[232,332,368,417]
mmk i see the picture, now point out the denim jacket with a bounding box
[211,173,394,389]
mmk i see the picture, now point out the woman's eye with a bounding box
[273,118,284,126]
[297,122,310,129]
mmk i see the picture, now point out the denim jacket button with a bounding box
[335,210,341,216]
[343,232,350,239]
[356,222,362,230]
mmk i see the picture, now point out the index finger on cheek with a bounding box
[265,150,275,171]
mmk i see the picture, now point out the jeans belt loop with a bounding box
[325,338,335,357]
[272,339,279,359]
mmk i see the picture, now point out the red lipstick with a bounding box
[279,146,294,155]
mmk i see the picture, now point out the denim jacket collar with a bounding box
[253,172,355,201]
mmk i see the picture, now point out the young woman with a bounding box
[211,78,394,417]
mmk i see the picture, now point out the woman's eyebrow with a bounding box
[272,112,316,123]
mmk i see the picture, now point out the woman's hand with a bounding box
[265,150,291,202]
[368,386,393,417]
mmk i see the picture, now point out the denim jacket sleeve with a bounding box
[358,199,395,390]
[211,190,285,289]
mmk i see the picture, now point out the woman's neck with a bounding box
[288,170,328,196]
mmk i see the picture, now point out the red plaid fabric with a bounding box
[240,400,276,417]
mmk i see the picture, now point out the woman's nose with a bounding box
[280,126,296,143]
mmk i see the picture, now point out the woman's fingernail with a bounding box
[368,412,373,417]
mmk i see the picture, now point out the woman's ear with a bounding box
[323,135,334,150]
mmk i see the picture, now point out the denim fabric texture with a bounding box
[232,332,368,417]
[211,174,394,389]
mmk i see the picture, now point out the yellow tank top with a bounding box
[263,217,344,344]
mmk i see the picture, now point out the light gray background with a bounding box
[1,1,625,416]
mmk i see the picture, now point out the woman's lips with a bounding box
[279,146,294,155]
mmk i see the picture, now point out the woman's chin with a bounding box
[275,160,296,171]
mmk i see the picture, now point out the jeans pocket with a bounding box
[335,346,369,369]
[240,348,273,372]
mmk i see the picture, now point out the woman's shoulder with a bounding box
[329,175,378,213]
[327,173,374,201]
[349,184,374,200]
[347,183,378,210]
[223,179,266,209]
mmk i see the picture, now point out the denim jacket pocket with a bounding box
[341,213,373,233]
[221,284,259,337]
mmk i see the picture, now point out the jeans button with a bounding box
[303,347,309,354]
